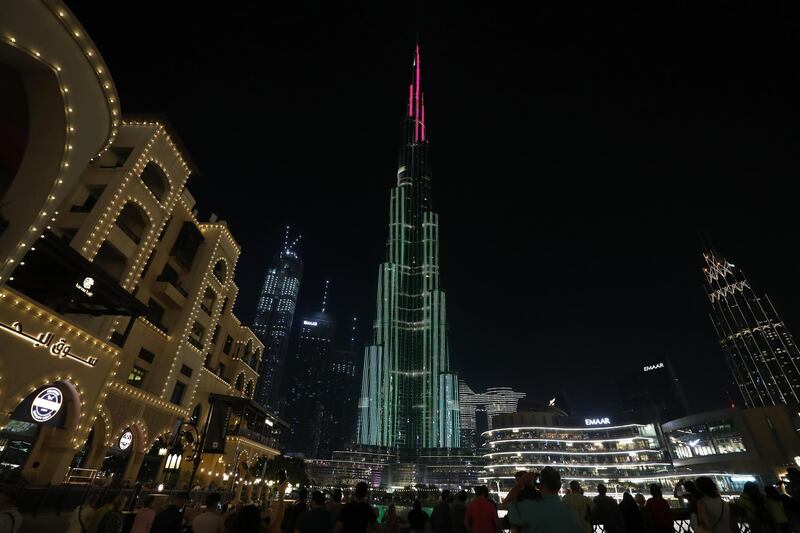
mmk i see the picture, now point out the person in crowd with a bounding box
[591,484,625,533]
[381,504,399,533]
[644,484,672,533]
[95,495,127,533]
[68,494,99,533]
[193,492,225,533]
[465,486,496,533]
[226,501,245,532]
[407,499,428,533]
[230,505,263,533]
[504,467,582,533]
[675,480,703,530]
[696,476,732,533]
[336,481,377,533]
[451,491,468,533]
[0,491,22,533]
[327,489,344,527]
[130,495,157,533]
[87,494,117,533]
[151,492,189,533]
[633,493,646,513]
[737,482,775,533]
[283,489,309,533]
[265,481,289,533]
[431,490,453,533]
[765,485,790,533]
[562,480,592,533]
[295,491,332,533]
[619,492,645,533]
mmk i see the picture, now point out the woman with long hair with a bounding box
[381,504,400,533]
[737,482,775,533]
[765,485,790,533]
[696,477,732,533]
[618,492,645,533]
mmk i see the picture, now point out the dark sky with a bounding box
[69,1,800,416]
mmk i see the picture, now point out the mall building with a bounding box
[481,400,800,498]
[0,1,284,493]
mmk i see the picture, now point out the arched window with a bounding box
[201,287,216,315]
[235,373,244,391]
[245,381,253,398]
[116,202,148,244]
[190,404,202,425]
[250,349,260,371]
[140,162,168,201]
[213,260,226,283]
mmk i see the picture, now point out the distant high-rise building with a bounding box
[253,227,303,409]
[283,282,359,458]
[703,248,800,407]
[459,380,526,448]
[356,43,460,450]
[617,355,689,422]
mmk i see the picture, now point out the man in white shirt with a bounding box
[193,492,224,533]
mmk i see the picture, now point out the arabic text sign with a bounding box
[0,320,98,367]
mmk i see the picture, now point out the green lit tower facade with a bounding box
[357,44,460,450]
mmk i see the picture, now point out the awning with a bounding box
[8,230,150,316]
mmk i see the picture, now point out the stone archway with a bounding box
[0,379,82,484]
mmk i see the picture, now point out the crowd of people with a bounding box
[4,468,800,533]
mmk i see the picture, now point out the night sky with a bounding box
[69,2,800,416]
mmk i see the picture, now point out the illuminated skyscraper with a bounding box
[458,380,526,448]
[253,228,303,409]
[704,248,800,407]
[357,44,460,450]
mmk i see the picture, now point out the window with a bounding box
[170,381,186,405]
[127,366,147,388]
[213,260,226,283]
[138,348,155,363]
[180,364,193,378]
[201,287,216,315]
[140,162,168,201]
[223,335,233,355]
[188,321,205,350]
[146,298,167,333]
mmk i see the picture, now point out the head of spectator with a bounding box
[331,488,343,503]
[569,481,582,494]
[695,477,720,498]
[205,492,222,511]
[310,491,325,509]
[538,467,561,496]
[440,490,450,502]
[634,493,646,508]
[597,484,607,496]
[649,484,663,499]
[297,488,308,502]
[413,499,422,512]
[621,492,636,507]
[354,481,369,501]
[457,490,467,503]
[684,481,702,500]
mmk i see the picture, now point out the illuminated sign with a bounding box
[0,322,97,366]
[31,387,63,423]
[0,320,98,367]
[585,417,611,426]
[75,277,95,297]
[303,320,318,326]
[643,363,665,372]
[118,430,133,450]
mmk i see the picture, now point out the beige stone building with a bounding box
[0,0,282,493]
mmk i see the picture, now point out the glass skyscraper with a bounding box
[704,248,800,407]
[357,44,460,450]
[253,229,303,409]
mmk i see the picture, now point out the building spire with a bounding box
[407,41,426,143]
[321,279,330,312]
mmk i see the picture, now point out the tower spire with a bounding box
[321,279,330,312]
[407,41,426,143]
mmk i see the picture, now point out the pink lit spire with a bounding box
[407,43,426,143]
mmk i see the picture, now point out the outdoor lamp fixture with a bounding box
[157,483,164,492]
[158,446,168,456]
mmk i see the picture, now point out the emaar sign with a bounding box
[585,417,611,426]
[643,362,665,372]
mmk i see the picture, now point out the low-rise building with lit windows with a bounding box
[481,404,764,497]
[0,1,281,494]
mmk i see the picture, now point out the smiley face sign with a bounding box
[118,430,133,450]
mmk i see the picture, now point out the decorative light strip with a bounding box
[482,424,650,436]
[487,437,653,445]
[484,462,672,469]
[484,450,664,457]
